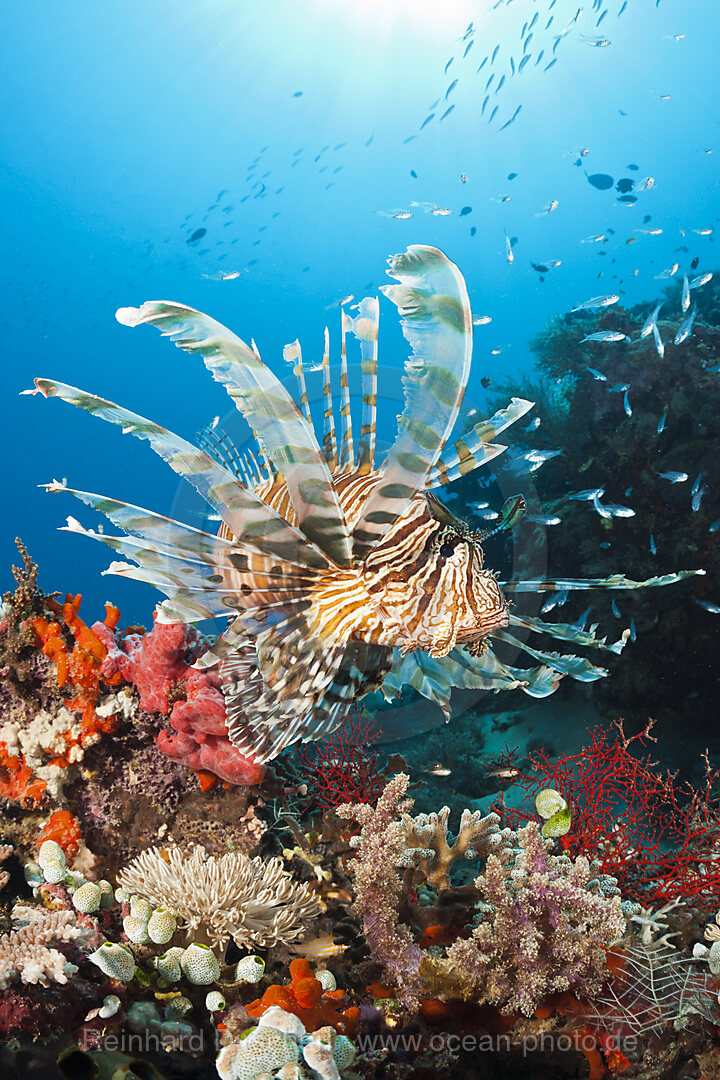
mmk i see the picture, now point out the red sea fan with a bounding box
[295,707,384,812]
[492,719,720,908]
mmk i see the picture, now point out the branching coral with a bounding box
[0,845,12,892]
[0,906,90,990]
[338,774,626,1016]
[116,845,323,955]
[420,821,626,1016]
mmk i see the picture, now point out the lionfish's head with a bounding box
[365,491,510,659]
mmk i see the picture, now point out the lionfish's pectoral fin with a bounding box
[31,385,328,571]
[352,245,472,560]
[476,494,526,541]
[500,570,705,592]
[115,302,353,567]
[509,612,630,655]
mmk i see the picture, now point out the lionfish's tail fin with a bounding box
[345,297,380,474]
[427,398,535,488]
[29,381,327,570]
[320,327,338,470]
[352,245,473,561]
[338,311,355,469]
[284,339,312,424]
[115,302,352,567]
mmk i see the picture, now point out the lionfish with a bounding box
[27,245,700,762]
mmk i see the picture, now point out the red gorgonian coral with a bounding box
[295,707,384,812]
[491,719,720,909]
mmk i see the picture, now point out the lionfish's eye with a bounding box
[440,539,458,559]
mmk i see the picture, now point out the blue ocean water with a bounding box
[2,0,717,623]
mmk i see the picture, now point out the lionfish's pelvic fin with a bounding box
[352,245,473,561]
[115,302,353,568]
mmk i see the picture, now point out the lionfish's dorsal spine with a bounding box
[320,326,338,470]
[30,380,329,571]
[345,297,380,475]
[426,397,535,487]
[338,311,354,470]
[284,339,312,425]
[351,245,473,560]
[114,302,353,567]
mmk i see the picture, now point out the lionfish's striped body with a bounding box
[29,245,701,762]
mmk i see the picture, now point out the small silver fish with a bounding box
[569,487,605,500]
[649,533,657,555]
[652,322,665,358]
[487,764,522,781]
[608,383,630,392]
[623,389,632,418]
[523,417,541,431]
[629,618,637,642]
[603,503,636,518]
[658,471,688,483]
[593,490,612,519]
[635,177,655,191]
[585,366,607,381]
[526,514,562,525]
[692,488,706,513]
[690,272,712,288]
[681,273,690,313]
[582,233,606,244]
[694,599,720,614]
[709,519,720,534]
[674,306,696,345]
[611,598,622,619]
[692,473,703,496]
[691,227,713,236]
[655,263,679,279]
[657,409,667,434]
[504,232,514,264]
[580,331,628,343]
[540,588,569,613]
[393,210,413,220]
[572,293,620,312]
[634,227,663,235]
[640,301,663,337]
[425,763,452,776]
[472,314,492,325]
[431,207,452,216]
[475,508,499,520]
[537,199,559,215]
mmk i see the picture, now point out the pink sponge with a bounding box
[92,616,265,787]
